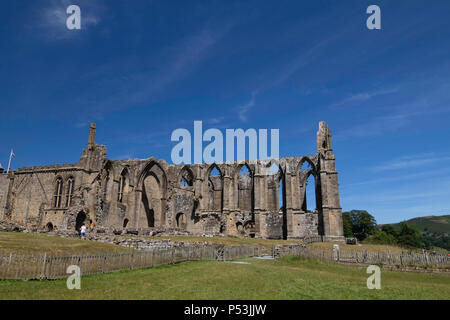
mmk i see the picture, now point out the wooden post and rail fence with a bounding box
[0,245,258,280]
[0,243,448,280]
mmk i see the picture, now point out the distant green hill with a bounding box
[381,215,450,251]
[387,215,450,235]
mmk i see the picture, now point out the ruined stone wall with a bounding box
[0,121,344,240]
[4,166,89,230]
[0,174,9,220]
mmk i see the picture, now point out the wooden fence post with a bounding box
[2,243,449,280]
[103,255,107,273]
[6,252,12,279]
[151,250,154,267]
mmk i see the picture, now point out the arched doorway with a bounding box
[303,173,318,213]
[236,164,253,211]
[236,222,244,235]
[244,221,255,238]
[123,218,129,228]
[176,212,187,230]
[268,163,286,239]
[75,211,87,232]
[299,160,318,213]
[141,174,162,228]
[137,161,167,229]
[207,165,223,212]
[46,222,54,232]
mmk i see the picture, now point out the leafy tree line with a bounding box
[342,210,450,250]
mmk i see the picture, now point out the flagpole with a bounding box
[6,149,13,174]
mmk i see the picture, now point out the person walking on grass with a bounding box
[80,224,87,240]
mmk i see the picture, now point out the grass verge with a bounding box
[0,231,131,254]
[0,256,448,299]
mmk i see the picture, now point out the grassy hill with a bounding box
[381,215,450,251]
[385,215,450,235]
[395,215,450,234]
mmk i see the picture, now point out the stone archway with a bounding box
[206,164,223,212]
[236,222,245,235]
[140,175,162,228]
[75,211,87,232]
[176,212,187,230]
[46,222,54,232]
[65,205,90,232]
[244,221,255,238]
[136,160,167,229]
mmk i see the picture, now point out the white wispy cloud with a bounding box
[342,176,450,204]
[74,121,92,128]
[237,90,258,122]
[334,111,420,140]
[334,81,450,140]
[76,23,234,120]
[230,30,346,123]
[372,153,450,172]
[233,37,337,122]
[272,34,343,87]
[204,117,226,125]
[106,130,170,160]
[329,87,399,109]
[341,174,450,223]
[105,131,168,146]
[345,167,450,187]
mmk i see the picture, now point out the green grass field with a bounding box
[0,232,131,254]
[0,231,431,255]
[1,256,448,300]
[0,232,448,300]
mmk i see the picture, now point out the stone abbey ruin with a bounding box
[0,122,344,240]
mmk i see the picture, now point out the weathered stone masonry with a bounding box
[0,122,344,240]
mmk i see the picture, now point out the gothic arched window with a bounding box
[54,178,63,208]
[180,168,193,187]
[118,171,126,202]
[65,177,74,207]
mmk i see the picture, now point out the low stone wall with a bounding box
[96,236,222,251]
[0,221,24,232]
[37,228,223,251]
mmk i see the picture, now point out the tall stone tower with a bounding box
[317,121,344,239]
[79,123,107,172]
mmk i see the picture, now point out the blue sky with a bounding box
[1,0,450,224]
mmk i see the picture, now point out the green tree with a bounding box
[396,222,424,248]
[365,229,397,245]
[381,224,398,238]
[342,211,354,238]
[345,210,377,241]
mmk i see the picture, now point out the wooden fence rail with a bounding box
[2,244,447,280]
[0,245,258,280]
[276,246,450,268]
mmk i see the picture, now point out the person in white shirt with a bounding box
[80,224,87,239]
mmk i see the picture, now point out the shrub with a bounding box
[365,229,397,245]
